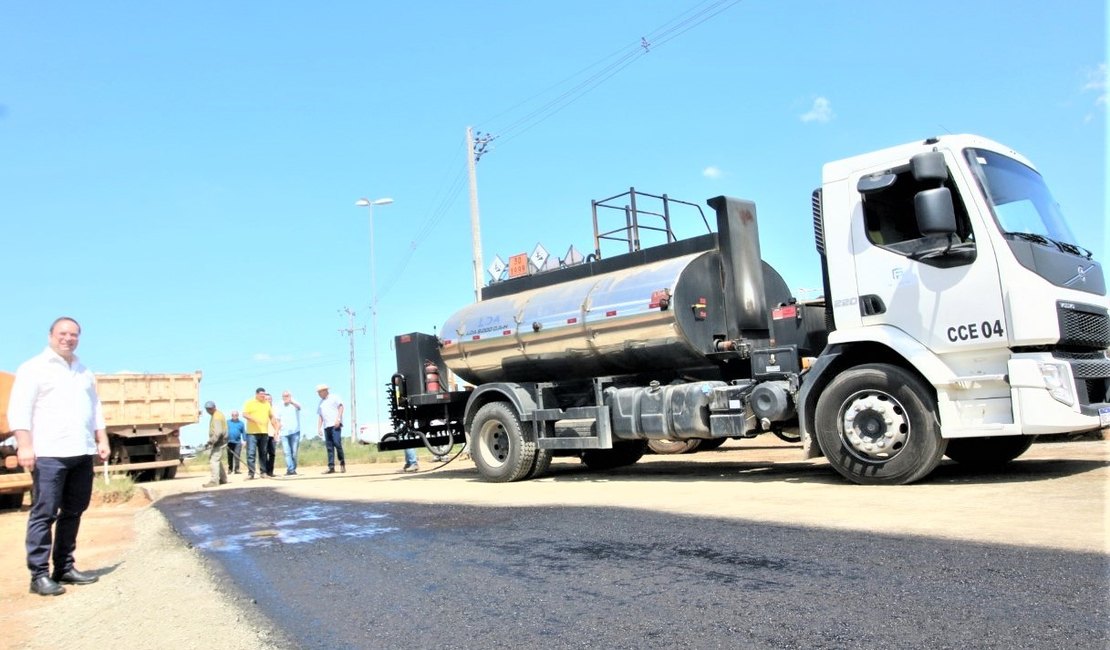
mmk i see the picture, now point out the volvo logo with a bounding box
[1065,263,1095,286]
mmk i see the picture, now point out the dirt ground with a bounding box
[1,437,1106,649]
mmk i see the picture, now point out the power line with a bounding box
[372,0,745,300]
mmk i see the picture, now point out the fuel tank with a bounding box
[440,250,790,385]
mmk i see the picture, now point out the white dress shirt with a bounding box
[8,347,105,457]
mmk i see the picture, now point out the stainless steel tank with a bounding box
[440,250,790,385]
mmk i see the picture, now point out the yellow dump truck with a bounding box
[95,372,202,480]
[0,371,31,509]
[0,371,202,509]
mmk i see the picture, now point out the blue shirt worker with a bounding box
[9,317,110,597]
[226,411,245,474]
[315,384,345,474]
[278,391,302,476]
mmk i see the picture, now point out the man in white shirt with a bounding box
[9,317,110,596]
[278,390,302,476]
[315,384,345,474]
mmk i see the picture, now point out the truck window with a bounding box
[861,166,975,265]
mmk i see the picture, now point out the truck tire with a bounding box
[944,436,1035,467]
[470,402,537,482]
[581,441,647,471]
[814,363,946,485]
[0,492,24,510]
[771,430,802,444]
[526,449,553,479]
[647,439,701,455]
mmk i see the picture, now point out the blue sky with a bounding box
[2,1,1105,447]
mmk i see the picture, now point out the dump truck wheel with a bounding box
[945,436,1035,467]
[815,363,946,485]
[470,402,536,482]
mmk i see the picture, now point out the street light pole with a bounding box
[355,197,394,445]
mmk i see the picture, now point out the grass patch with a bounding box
[93,473,136,504]
[181,437,455,472]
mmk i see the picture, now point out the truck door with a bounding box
[849,154,1006,354]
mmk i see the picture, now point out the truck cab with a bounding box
[805,135,1108,481]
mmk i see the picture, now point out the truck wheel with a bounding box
[581,441,647,471]
[0,492,24,510]
[945,436,1035,467]
[647,439,700,455]
[526,449,553,479]
[814,364,946,485]
[771,430,802,444]
[470,402,537,482]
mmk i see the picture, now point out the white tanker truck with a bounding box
[381,134,1110,485]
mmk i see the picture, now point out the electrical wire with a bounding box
[371,0,745,312]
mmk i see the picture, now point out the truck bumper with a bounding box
[1010,355,1110,434]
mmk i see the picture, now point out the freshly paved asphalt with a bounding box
[157,488,1107,649]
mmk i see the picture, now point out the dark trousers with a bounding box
[246,434,271,477]
[26,455,94,579]
[227,442,241,472]
[324,425,345,469]
[263,436,276,476]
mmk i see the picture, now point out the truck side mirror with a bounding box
[911,151,947,183]
[915,187,957,235]
[857,172,897,194]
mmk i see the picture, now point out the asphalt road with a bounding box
[157,483,1108,649]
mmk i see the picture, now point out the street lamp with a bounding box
[355,197,394,445]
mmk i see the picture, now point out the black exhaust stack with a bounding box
[707,196,768,338]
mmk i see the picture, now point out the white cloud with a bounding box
[702,166,723,180]
[800,96,834,124]
[1082,63,1107,108]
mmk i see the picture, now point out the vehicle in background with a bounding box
[0,371,30,509]
[96,372,202,480]
[381,134,1109,486]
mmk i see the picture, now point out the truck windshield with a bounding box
[964,148,1081,251]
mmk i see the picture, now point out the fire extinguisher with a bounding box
[424,361,441,393]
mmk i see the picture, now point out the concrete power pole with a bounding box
[466,126,490,302]
[339,307,365,443]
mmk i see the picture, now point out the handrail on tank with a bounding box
[591,187,711,259]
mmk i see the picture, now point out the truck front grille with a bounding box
[1054,350,1110,406]
[1057,301,1110,349]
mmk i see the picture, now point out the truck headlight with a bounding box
[1039,362,1075,407]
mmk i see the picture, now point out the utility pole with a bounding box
[339,307,365,444]
[466,126,493,302]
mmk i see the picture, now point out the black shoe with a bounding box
[30,576,66,596]
[53,568,98,585]
[340,464,347,473]
[323,468,335,474]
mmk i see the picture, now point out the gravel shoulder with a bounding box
[2,437,1106,648]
